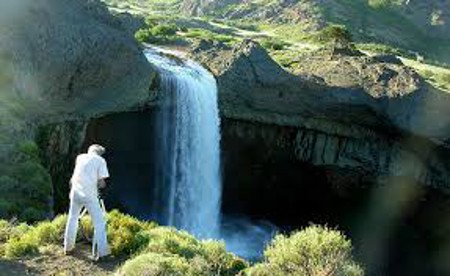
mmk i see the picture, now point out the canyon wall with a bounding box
[192,40,450,191]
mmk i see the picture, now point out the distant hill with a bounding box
[180,0,450,63]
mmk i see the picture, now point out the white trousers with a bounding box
[64,192,110,258]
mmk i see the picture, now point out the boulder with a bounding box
[0,0,156,122]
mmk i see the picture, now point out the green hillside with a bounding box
[103,0,450,65]
[101,0,450,93]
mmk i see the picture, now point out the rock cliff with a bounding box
[0,0,156,122]
[0,0,156,219]
[191,40,450,190]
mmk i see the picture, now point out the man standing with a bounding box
[64,144,110,260]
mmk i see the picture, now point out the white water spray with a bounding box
[145,47,221,239]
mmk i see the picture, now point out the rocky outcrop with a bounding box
[191,40,450,190]
[0,0,157,219]
[0,0,156,123]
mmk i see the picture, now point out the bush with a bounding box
[0,220,30,243]
[119,227,247,276]
[119,252,192,276]
[4,236,39,258]
[316,25,353,45]
[260,38,289,51]
[106,210,156,256]
[245,225,364,276]
[3,215,67,258]
[134,29,151,43]
[151,24,178,37]
[135,23,184,45]
[0,140,52,222]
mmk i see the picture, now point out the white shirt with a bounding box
[70,153,109,200]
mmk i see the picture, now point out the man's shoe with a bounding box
[90,253,112,263]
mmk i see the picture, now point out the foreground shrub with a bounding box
[245,225,364,276]
[2,210,158,258]
[3,215,67,258]
[3,236,39,258]
[118,252,192,276]
[118,227,247,276]
[106,210,157,256]
[0,220,30,243]
[145,227,247,275]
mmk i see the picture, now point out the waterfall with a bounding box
[145,47,221,239]
[144,47,276,260]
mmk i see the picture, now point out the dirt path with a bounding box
[0,243,125,276]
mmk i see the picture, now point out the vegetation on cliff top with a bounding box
[0,210,364,275]
[102,0,450,94]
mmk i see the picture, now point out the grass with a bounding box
[184,28,239,44]
[400,58,450,93]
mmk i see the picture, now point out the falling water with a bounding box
[144,47,276,259]
[145,47,221,239]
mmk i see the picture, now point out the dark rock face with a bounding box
[191,40,450,190]
[220,118,450,275]
[195,40,450,274]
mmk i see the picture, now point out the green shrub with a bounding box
[31,215,67,244]
[106,210,156,256]
[245,225,364,276]
[144,227,202,259]
[315,25,353,45]
[135,23,184,45]
[3,215,67,258]
[143,227,247,275]
[260,38,289,51]
[4,236,39,258]
[199,240,247,275]
[0,140,52,222]
[151,24,178,36]
[118,252,192,276]
[134,29,151,43]
[0,220,30,243]
[120,227,247,275]
[15,141,41,163]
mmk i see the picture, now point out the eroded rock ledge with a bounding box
[191,40,450,190]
